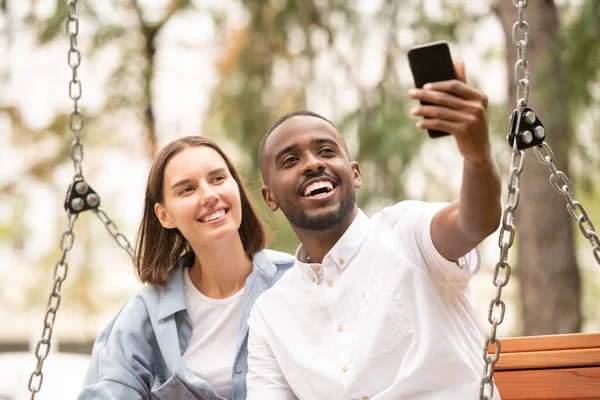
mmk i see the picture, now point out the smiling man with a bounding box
[246,61,503,400]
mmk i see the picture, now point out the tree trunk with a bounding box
[495,0,581,335]
[131,0,159,158]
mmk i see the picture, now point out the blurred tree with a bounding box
[205,0,488,252]
[1,0,597,337]
[495,0,599,335]
[32,0,197,158]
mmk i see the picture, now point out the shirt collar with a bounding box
[157,252,194,321]
[295,209,372,282]
[157,250,279,321]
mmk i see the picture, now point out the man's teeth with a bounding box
[303,181,333,196]
[201,210,226,222]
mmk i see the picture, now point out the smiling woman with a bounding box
[77,136,295,400]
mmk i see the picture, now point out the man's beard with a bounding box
[278,191,356,231]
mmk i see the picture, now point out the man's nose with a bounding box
[301,153,325,175]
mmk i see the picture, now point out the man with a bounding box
[247,60,502,400]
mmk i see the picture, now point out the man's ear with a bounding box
[261,186,279,212]
[154,202,175,229]
[351,161,362,189]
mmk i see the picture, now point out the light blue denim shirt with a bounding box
[78,249,294,400]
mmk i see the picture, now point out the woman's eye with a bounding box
[212,175,226,184]
[179,186,194,195]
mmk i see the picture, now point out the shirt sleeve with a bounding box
[78,299,155,399]
[246,310,298,400]
[383,201,481,283]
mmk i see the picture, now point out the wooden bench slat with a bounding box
[489,332,600,354]
[494,366,600,399]
[495,348,600,371]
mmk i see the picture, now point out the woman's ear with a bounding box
[154,203,175,229]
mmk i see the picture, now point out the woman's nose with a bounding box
[200,187,219,207]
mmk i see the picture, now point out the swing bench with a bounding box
[25,1,600,399]
[490,333,600,399]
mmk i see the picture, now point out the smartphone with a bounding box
[408,41,457,138]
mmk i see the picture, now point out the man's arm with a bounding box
[409,60,502,260]
[246,318,297,400]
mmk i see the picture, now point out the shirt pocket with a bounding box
[151,374,214,400]
[358,288,410,360]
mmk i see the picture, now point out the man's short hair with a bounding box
[259,110,337,172]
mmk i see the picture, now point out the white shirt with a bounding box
[247,201,501,400]
[182,268,245,400]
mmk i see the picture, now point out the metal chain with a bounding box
[480,1,530,399]
[28,2,83,398]
[67,0,84,179]
[533,143,600,265]
[28,213,78,398]
[95,207,135,259]
[480,143,525,400]
[27,2,82,397]
[28,1,133,397]
[512,0,530,109]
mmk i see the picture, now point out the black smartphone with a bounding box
[408,41,457,138]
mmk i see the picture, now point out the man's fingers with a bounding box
[411,105,472,122]
[417,80,487,106]
[416,118,460,136]
[410,84,488,109]
[409,88,471,110]
[453,60,466,84]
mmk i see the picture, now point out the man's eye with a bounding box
[319,147,335,155]
[282,156,299,167]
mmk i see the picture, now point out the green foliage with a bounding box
[0,223,10,241]
[34,0,66,44]
[560,0,600,195]
[561,1,600,113]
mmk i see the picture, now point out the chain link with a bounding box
[66,0,84,179]
[481,2,530,398]
[28,213,78,398]
[94,207,135,259]
[512,0,530,109]
[480,142,525,400]
[533,143,600,265]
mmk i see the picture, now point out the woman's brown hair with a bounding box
[135,136,267,285]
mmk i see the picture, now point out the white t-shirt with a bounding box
[247,201,501,400]
[182,268,245,400]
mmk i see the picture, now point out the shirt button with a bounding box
[310,277,317,283]
[312,265,320,272]
[327,280,334,287]
[341,365,348,373]
[235,365,243,374]
[337,325,344,332]
[339,258,345,265]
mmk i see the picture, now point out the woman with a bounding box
[78,136,294,400]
